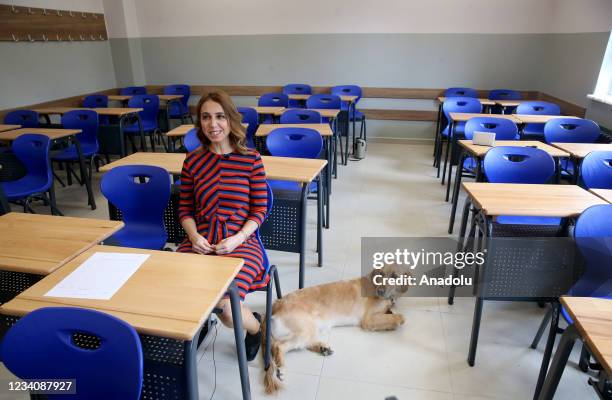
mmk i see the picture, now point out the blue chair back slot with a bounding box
[83,95,109,108]
[464,117,518,140]
[543,118,600,144]
[120,86,147,95]
[488,89,522,100]
[258,93,289,107]
[4,110,40,128]
[1,307,143,400]
[280,109,322,124]
[443,87,478,98]
[164,84,191,117]
[581,151,612,189]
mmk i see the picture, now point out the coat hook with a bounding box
[99,34,104,40]
[82,12,87,18]
[56,10,62,16]
[69,11,74,17]
[79,34,85,41]
[11,5,19,13]
[90,34,96,41]
[68,34,73,42]
[93,14,98,19]
[42,34,48,42]
[56,34,62,41]
[27,34,34,42]
[27,8,35,15]
[42,8,48,16]
[11,33,19,42]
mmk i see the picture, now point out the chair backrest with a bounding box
[442,97,482,120]
[571,204,612,297]
[12,134,52,187]
[3,110,40,128]
[464,117,518,140]
[237,107,258,148]
[488,89,522,100]
[306,94,341,110]
[483,146,555,183]
[258,93,289,108]
[1,307,143,400]
[543,118,600,144]
[280,109,322,124]
[82,95,109,109]
[184,128,201,152]
[516,101,560,115]
[61,110,100,150]
[266,127,323,159]
[581,151,612,189]
[331,85,363,111]
[120,86,147,95]
[282,84,312,95]
[444,87,478,98]
[163,84,190,114]
[100,165,171,237]
[127,95,160,125]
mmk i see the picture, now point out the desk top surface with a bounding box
[0,245,243,340]
[0,125,20,133]
[458,140,569,158]
[276,108,340,118]
[551,142,612,159]
[589,189,612,204]
[99,152,327,183]
[0,213,123,275]
[448,113,521,123]
[166,123,248,137]
[108,94,183,102]
[561,296,612,376]
[461,183,606,217]
[253,106,285,115]
[34,107,142,116]
[514,114,578,124]
[255,123,333,137]
[258,94,357,102]
[437,97,496,106]
[0,128,81,141]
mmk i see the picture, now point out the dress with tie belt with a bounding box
[177,147,268,300]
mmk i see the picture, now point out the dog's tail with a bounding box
[261,317,284,394]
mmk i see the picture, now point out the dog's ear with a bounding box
[362,268,383,298]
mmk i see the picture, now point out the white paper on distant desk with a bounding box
[45,252,149,300]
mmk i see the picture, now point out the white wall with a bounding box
[549,0,612,33]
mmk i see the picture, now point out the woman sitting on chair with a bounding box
[177,91,267,360]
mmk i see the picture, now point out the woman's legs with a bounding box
[216,298,260,335]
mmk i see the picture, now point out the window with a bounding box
[590,31,612,105]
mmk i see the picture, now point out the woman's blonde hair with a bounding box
[194,90,249,155]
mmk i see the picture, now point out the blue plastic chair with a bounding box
[444,87,478,98]
[331,85,367,150]
[306,94,341,124]
[488,89,522,100]
[184,128,201,152]
[101,165,171,250]
[237,107,258,149]
[266,127,323,192]
[258,93,289,123]
[51,110,100,200]
[516,101,561,139]
[3,110,40,128]
[581,151,612,189]
[164,84,192,123]
[283,83,312,108]
[124,95,162,152]
[1,134,60,215]
[461,117,519,172]
[83,95,110,124]
[544,118,600,143]
[1,307,143,400]
[120,86,147,95]
[483,146,559,225]
[280,109,322,124]
[531,204,612,353]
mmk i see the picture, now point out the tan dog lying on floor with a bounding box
[263,264,410,394]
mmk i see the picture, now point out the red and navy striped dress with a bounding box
[177,147,268,300]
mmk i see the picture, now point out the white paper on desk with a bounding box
[44,252,149,300]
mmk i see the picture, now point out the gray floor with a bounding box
[0,142,600,400]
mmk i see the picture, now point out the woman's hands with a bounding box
[189,232,247,255]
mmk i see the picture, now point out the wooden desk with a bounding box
[0,128,97,210]
[437,97,496,106]
[34,107,143,116]
[589,189,612,203]
[108,94,183,102]
[253,106,285,115]
[0,213,123,275]
[535,297,612,400]
[514,115,578,124]
[257,94,357,103]
[0,244,250,400]
[462,183,605,218]
[255,123,333,137]
[166,123,248,138]
[0,124,20,133]
[447,141,570,233]
[494,100,525,108]
[100,152,327,289]
[448,112,521,123]
[275,108,340,118]
[551,142,612,159]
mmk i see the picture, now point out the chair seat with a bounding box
[51,144,98,161]
[2,176,51,200]
[496,216,562,225]
[124,120,158,133]
[167,103,189,118]
[104,225,167,250]
[268,180,317,192]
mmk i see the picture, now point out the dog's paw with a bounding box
[320,346,334,356]
[395,314,405,326]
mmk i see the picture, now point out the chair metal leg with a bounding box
[531,305,553,349]
[264,265,275,371]
[534,303,565,400]
[273,266,282,299]
[578,343,590,372]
